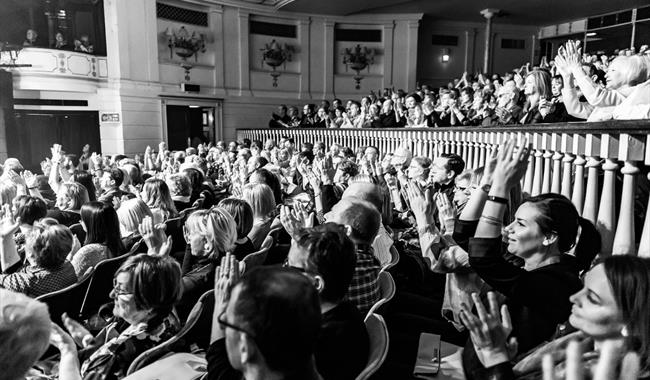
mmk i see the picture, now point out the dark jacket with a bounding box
[316,301,369,380]
[462,236,581,380]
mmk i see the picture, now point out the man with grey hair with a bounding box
[342,182,394,266]
[325,197,381,315]
[0,289,51,380]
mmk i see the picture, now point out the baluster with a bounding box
[549,134,561,194]
[596,135,619,256]
[531,134,543,196]
[477,133,486,168]
[612,134,645,255]
[540,134,552,194]
[639,172,650,258]
[582,134,601,223]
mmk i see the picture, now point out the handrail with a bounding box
[237,120,650,258]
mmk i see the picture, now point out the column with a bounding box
[298,18,311,99]
[323,20,335,99]
[237,9,251,96]
[383,21,395,89]
[480,8,500,73]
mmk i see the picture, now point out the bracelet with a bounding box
[487,195,508,205]
[480,215,503,226]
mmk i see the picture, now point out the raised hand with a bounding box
[279,204,310,240]
[436,192,457,234]
[404,181,436,226]
[51,144,63,163]
[62,313,93,348]
[214,253,241,318]
[543,339,640,380]
[0,205,20,239]
[138,216,170,256]
[491,139,531,192]
[50,322,78,354]
[459,292,517,368]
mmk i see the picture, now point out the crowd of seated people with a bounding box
[269,41,650,129]
[2,42,650,380]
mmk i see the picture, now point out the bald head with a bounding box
[326,198,380,245]
[343,183,383,214]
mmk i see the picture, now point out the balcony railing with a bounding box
[0,48,108,80]
[237,120,650,258]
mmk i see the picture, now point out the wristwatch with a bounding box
[480,183,491,193]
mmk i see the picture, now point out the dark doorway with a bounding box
[165,105,214,151]
[8,111,100,171]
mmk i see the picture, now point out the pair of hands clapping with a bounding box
[461,292,640,380]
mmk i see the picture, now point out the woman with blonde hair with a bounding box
[555,40,650,121]
[242,183,276,250]
[47,182,89,226]
[116,198,152,251]
[140,178,178,224]
[521,69,570,124]
[178,207,237,319]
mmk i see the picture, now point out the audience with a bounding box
[1,36,649,380]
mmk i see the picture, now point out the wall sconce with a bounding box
[261,39,293,87]
[441,48,450,63]
[165,26,206,81]
[343,44,375,89]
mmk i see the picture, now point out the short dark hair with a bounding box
[250,169,283,205]
[298,150,314,164]
[332,198,380,244]
[14,196,47,226]
[108,168,124,187]
[440,153,465,178]
[524,193,579,253]
[26,224,72,270]
[116,254,182,331]
[338,160,359,177]
[233,266,321,373]
[296,223,356,303]
[218,198,254,239]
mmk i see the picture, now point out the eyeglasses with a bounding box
[112,278,133,297]
[217,310,256,338]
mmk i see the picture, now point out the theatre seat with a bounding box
[366,271,396,319]
[242,234,274,272]
[36,271,93,327]
[356,313,390,380]
[127,290,215,375]
[79,239,143,320]
[381,245,400,273]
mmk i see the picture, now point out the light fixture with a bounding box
[586,32,597,37]
[261,39,293,87]
[441,48,450,63]
[342,44,375,89]
[189,105,200,108]
[164,26,206,82]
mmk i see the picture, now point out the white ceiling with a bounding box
[278,0,650,25]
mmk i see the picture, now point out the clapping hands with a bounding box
[460,292,517,368]
[279,203,314,241]
[138,216,172,256]
[0,204,20,239]
[543,339,640,380]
